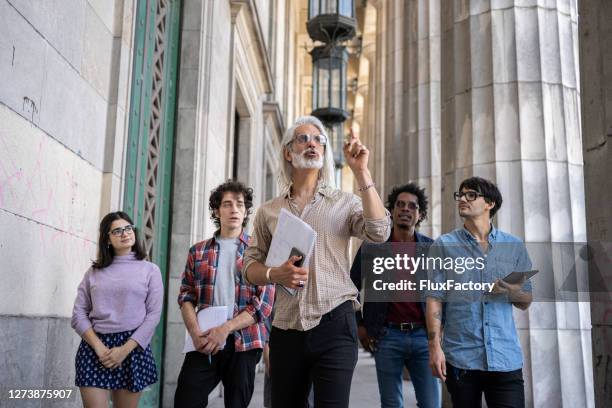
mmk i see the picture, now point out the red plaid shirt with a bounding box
[178,231,275,351]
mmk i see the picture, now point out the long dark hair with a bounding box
[92,211,147,269]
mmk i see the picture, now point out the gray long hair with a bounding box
[278,116,336,195]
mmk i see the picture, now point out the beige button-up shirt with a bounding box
[243,185,391,331]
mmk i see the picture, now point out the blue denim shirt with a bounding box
[425,225,532,372]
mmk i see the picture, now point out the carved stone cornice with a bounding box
[230,0,274,94]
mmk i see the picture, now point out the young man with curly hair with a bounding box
[174,180,275,408]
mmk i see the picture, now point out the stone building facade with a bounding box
[0,0,293,406]
[1,0,140,406]
[0,0,609,407]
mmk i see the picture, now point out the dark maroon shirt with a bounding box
[385,239,425,324]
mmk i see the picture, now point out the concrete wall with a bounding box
[579,0,612,406]
[0,0,135,406]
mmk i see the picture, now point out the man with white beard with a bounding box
[243,116,391,407]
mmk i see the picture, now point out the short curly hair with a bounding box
[386,183,429,227]
[209,180,254,229]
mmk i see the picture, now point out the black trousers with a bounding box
[174,335,262,408]
[445,363,525,408]
[269,301,358,408]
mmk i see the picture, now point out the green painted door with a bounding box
[124,0,181,406]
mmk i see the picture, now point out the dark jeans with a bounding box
[445,363,525,408]
[270,301,358,408]
[174,335,262,408]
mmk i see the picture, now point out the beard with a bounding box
[291,149,323,169]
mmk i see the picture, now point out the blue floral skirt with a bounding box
[75,330,158,392]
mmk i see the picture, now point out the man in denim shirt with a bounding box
[425,177,533,408]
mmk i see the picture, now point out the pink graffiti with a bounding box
[0,169,24,207]
[31,188,54,218]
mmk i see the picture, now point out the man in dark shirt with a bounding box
[351,183,441,408]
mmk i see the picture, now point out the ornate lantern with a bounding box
[307,0,356,43]
[311,45,349,124]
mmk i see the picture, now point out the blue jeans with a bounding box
[374,327,441,408]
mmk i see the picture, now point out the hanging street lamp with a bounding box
[307,0,357,181]
[311,45,349,125]
[307,0,356,43]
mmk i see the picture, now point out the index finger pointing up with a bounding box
[344,128,357,150]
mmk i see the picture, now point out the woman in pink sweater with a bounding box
[71,211,164,408]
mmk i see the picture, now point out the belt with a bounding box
[385,322,425,331]
[320,300,354,323]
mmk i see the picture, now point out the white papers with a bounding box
[265,208,317,296]
[182,306,228,353]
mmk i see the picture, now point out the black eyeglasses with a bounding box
[109,225,135,236]
[453,191,484,202]
[395,201,419,211]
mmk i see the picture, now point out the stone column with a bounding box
[376,0,442,235]
[163,0,218,403]
[383,0,405,192]
[407,0,442,238]
[363,47,383,188]
[360,1,379,186]
[440,1,593,407]
[579,0,612,406]
[370,0,388,193]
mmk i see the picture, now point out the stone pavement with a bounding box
[208,348,418,407]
